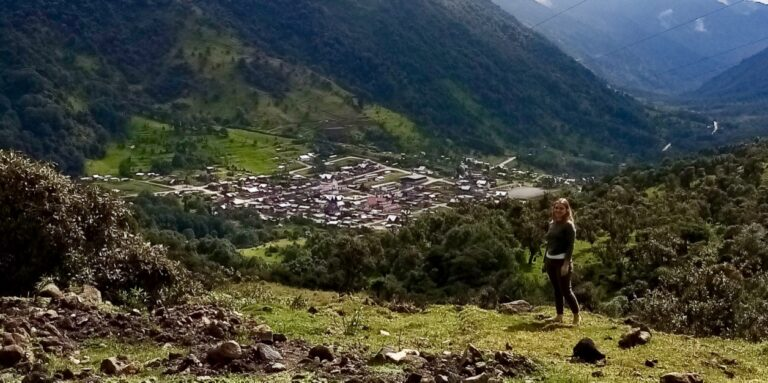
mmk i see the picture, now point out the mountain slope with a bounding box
[200,0,667,163]
[494,0,768,95]
[694,46,768,102]
[0,0,710,174]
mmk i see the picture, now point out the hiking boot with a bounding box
[573,313,582,326]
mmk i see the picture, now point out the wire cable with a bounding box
[589,0,747,60]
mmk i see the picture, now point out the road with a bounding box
[497,156,517,168]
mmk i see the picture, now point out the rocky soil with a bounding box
[0,287,543,383]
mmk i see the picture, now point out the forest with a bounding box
[0,0,721,176]
[117,140,768,341]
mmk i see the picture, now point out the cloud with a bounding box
[694,18,707,32]
[534,0,553,8]
[658,9,674,28]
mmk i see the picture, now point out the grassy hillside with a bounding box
[86,117,306,176]
[36,282,768,383]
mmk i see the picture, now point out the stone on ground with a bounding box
[572,338,605,364]
[498,300,532,315]
[0,345,25,367]
[619,328,652,349]
[38,283,63,299]
[660,372,704,383]
[309,345,334,362]
[256,343,283,362]
[207,341,243,363]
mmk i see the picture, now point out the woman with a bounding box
[543,198,580,325]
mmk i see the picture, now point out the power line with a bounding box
[531,0,589,29]
[589,0,747,60]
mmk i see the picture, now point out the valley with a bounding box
[4,1,768,383]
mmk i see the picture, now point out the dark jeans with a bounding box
[545,258,580,315]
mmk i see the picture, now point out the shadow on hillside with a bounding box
[505,321,574,333]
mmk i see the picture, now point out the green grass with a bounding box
[240,238,306,265]
[217,282,768,383]
[86,116,306,176]
[29,280,768,382]
[364,105,426,152]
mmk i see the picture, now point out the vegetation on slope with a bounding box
[0,0,716,175]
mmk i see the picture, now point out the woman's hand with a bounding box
[560,261,571,276]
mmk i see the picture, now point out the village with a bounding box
[84,154,578,230]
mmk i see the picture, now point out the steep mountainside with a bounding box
[494,0,768,95]
[694,46,768,102]
[0,0,710,174]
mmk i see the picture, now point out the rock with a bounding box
[435,375,450,383]
[645,359,658,368]
[0,345,25,367]
[55,368,75,380]
[100,357,125,375]
[309,345,334,362]
[405,373,423,383]
[256,343,283,362]
[21,372,53,383]
[463,373,490,383]
[466,344,484,361]
[145,358,163,368]
[619,328,652,349]
[370,346,396,365]
[80,285,102,305]
[274,333,288,343]
[660,373,704,383]
[498,300,533,315]
[207,341,243,362]
[386,350,408,363]
[2,333,16,346]
[38,283,63,299]
[266,362,287,373]
[308,306,318,315]
[592,370,605,378]
[254,324,274,344]
[572,338,605,364]
[380,330,391,336]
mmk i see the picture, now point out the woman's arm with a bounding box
[565,222,576,261]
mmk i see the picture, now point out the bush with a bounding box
[0,150,197,305]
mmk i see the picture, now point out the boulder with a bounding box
[660,373,703,383]
[80,285,102,305]
[466,344,484,361]
[273,333,288,343]
[0,345,25,367]
[256,343,283,362]
[405,373,423,383]
[254,324,274,344]
[619,328,652,349]
[207,341,243,363]
[38,283,63,299]
[309,345,334,362]
[369,346,396,365]
[266,362,287,373]
[100,357,125,375]
[572,338,605,364]
[498,300,533,315]
[463,373,490,383]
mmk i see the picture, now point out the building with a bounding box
[400,174,428,188]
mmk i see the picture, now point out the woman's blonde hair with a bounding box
[551,197,575,224]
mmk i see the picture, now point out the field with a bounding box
[43,281,768,383]
[240,239,306,266]
[86,117,306,176]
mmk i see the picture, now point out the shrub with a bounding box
[0,150,197,304]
